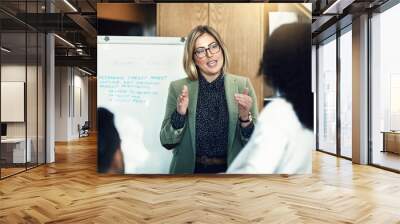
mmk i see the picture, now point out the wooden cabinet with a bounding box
[382,132,400,154]
[157,3,268,110]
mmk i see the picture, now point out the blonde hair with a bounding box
[183,25,230,80]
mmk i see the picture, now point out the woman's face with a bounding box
[193,33,224,78]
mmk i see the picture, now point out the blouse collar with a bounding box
[199,73,225,90]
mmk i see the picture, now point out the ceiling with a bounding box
[0,0,392,75]
[1,0,97,73]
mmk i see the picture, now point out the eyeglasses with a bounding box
[194,42,221,58]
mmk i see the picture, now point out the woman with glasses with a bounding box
[160,25,258,174]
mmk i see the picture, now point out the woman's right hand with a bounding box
[177,85,189,115]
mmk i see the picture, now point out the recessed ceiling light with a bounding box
[1,47,11,53]
[322,0,354,15]
[54,34,75,48]
[78,67,93,76]
[63,0,78,12]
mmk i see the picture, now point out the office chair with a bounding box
[79,121,90,138]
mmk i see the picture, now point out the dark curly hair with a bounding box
[262,23,313,130]
[97,107,122,173]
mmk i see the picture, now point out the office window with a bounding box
[390,75,400,130]
[0,1,46,179]
[317,36,337,154]
[371,3,400,171]
[1,32,28,178]
[339,28,352,158]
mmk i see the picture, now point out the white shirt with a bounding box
[227,98,314,174]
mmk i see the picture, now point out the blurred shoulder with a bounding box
[170,77,191,86]
[225,73,249,82]
[169,77,191,91]
[258,98,301,130]
[225,73,253,90]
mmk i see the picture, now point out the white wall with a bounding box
[71,71,89,138]
[2,63,46,163]
[1,65,37,136]
[55,67,89,141]
[1,65,26,140]
[55,66,69,141]
[1,64,26,82]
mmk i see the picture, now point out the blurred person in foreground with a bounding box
[98,107,125,173]
[227,23,314,174]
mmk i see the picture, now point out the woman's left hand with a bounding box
[234,88,253,121]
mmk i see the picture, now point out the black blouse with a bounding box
[171,74,254,173]
[195,73,228,159]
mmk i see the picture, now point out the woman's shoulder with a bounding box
[225,73,249,82]
[169,77,191,89]
[225,73,252,90]
[171,77,191,85]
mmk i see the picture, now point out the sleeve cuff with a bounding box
[240,122,254,139]
[171,110,186,129]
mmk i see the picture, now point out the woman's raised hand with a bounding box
[234,88,252,120]
[177,85,189,115]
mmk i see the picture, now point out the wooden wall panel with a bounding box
[98,3,151,23]
[157,3,208,37]
[155,3,279,109]
[209,3,265,109]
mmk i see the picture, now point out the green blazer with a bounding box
[160,73,258,174]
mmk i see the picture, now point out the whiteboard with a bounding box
[1,82,25,122]
[97,36,186,174]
